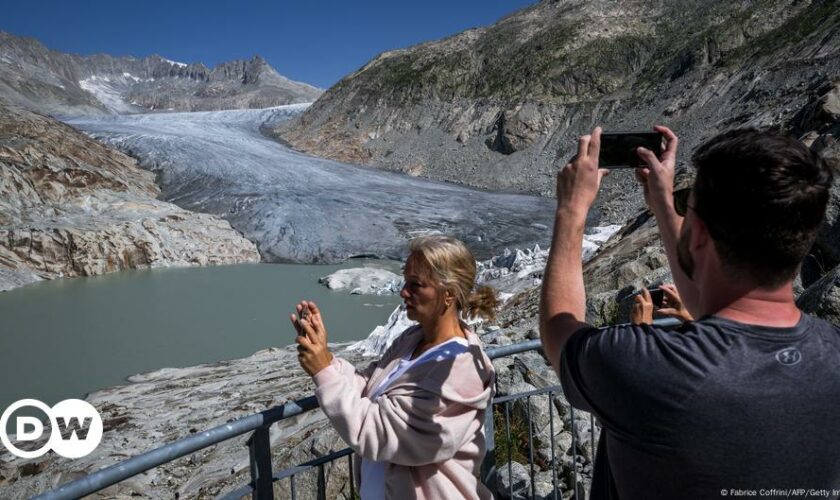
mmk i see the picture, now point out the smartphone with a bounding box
[599,131,663,168]
[648,288,665,309]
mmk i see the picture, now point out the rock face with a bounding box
[0,31,322,116]
[798,265,840,325]
[794,80,840,274]
[275,0,840,222]
[0,100,260,291]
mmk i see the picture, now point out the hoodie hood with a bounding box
[378,326,495,410]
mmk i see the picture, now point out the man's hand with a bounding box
[657,284,694,323]
[631,288,655,325]
[635,125,679,218]
[634,126,700,316]
[556,127,610,217]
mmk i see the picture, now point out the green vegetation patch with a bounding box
[493,402,533,467]
[724,0,840,64]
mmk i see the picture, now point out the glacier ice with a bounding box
[67,105,560,264]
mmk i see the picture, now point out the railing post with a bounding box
[317,464,327,500]
[480,403,496,489]
[247,425,274,500]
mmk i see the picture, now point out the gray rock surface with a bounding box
[811,134,840,271]
[496,461,531,500]
[275,0,840,223]
[797,265,840,325]
[0,31,322,117]
[0,100,259,291]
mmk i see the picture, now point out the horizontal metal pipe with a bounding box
[273,448,353,482]
[486,339,542,360]
[493,385,562,405]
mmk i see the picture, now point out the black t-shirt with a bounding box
[560,313,840,500]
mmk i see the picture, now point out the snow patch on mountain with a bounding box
[78,75,138,113]
[164,58,187,68]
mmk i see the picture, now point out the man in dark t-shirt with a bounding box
[539,126,839,499]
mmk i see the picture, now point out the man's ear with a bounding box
[690,215,710,252]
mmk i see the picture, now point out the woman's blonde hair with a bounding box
[408,235,498,322]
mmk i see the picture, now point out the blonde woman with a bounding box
[292,235,497,499]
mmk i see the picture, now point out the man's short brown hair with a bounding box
[692,128,834,288]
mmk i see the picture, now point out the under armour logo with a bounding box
[775,347,802,366]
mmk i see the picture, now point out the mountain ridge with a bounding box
[0,31,322,116]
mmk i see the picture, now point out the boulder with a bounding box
[485,104,552,155]
[496,461,531,500]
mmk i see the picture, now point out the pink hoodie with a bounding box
[313,325,495,499]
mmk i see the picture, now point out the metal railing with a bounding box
[34,318,681,500]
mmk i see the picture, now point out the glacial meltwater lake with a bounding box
[0,261,403,423]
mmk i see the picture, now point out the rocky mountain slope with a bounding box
[0,31,322,116]
[274,0,840,224]
[0,100,260,292]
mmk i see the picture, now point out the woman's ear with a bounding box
[443,287,455,308]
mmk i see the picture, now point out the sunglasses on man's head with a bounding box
[673,188,691,217]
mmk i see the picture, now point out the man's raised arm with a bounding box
[539,127,609,375]
[635,126,698,316]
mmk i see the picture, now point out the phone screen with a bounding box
[649,288,664,309]
[599,132,663,168]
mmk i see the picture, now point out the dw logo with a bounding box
[0,399,103,459]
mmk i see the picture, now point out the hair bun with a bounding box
[466,285,499,322]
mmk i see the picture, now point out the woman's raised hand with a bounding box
[290,300,333,376]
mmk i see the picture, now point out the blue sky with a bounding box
[2,0,536,89]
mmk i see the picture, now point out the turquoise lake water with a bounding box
[0,261,402,419]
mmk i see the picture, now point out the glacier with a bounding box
[67,105,571,264]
